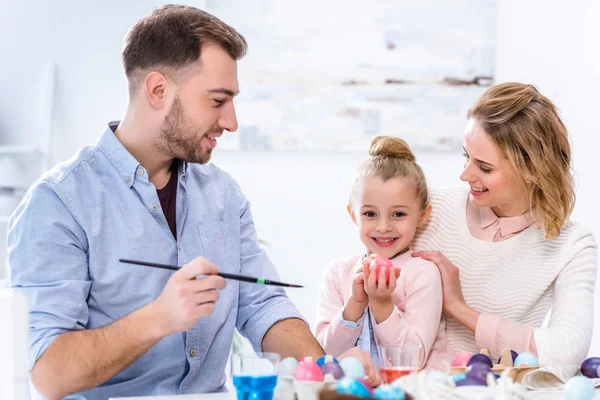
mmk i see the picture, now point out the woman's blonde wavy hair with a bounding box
[469,82,574,239]
[351,136,429,211]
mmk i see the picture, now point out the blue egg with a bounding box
[513,352,539,367]
[374,384,406,400]
[451,373,467,382]
[316,355,340,367]
[339,357,365,378]
[336,377,372,398]
[279,357,299,376]
[564,376,595,400]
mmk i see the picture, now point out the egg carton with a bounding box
[449,349,540,383]
[276,375,338,400]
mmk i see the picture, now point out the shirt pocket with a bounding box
[197,219,241,274]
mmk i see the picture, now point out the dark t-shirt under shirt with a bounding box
[156,161,178,238]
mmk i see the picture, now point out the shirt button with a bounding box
[151,204,158,211]
[138,168,144,175]
[189,349,196,357]
[125,176,131,183]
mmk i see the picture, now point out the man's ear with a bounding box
[418,203,432,227]
[144,71,171,110]
[347,204,357,225]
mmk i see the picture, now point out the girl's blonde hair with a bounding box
[351,136,429,210]
[469,82,574,239]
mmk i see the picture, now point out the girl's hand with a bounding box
[351,262,368,305]
[337,347,382,388]
[351,254,378,304]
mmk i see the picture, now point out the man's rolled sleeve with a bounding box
[234,194,306,352]
[8,181,91,369]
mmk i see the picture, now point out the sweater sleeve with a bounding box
[315,260,363,356]
[372,260,444,368]
[475,231,598,365]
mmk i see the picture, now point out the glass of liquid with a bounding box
[231,352,280,400]
[378,344,423,384]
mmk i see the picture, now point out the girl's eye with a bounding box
[363,211,376,218]
[392,212,405,218]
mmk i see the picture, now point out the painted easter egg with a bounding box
[279,357,299,377]
[320,361,344,379]
[339,357,365,378]
[374,384,406,400]
[581,357,600,378]
[336,377,372,398]
[466,363,492,384]
[451,352,472,367]
[513,352,539,367]
[370,256,394,283]
[455,377,487,387]
[467,354,493,369]
[316,355,339,367]
[294,359,323,381]
[564,376,595,400]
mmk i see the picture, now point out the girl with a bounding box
[316,136,450,370]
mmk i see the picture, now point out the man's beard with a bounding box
[157,97,219,164]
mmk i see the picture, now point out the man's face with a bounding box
[158,44,239,164]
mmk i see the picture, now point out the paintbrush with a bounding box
[119,258,303,288]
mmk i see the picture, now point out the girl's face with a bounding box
[348,175,431,259]
[460,118,529,217]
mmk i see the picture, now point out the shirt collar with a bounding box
[96,121,142,188]
[478,206,535,237]
[97,121,189,187]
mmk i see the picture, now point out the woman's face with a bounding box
[460,118,529,217]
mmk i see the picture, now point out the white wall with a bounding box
[1,0,599,355]
[495,0,600,355]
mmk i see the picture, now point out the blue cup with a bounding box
[231,352,280,400]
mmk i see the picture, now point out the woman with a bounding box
[412,82,598,366]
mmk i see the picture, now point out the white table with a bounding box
[111,389,600,399]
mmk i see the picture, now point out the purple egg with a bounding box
[466,363,492,383]
[580,357,600,378]
[497,350,519,365]
[467,354,493,369]
[320,361,345,379]
[455,377,487,387]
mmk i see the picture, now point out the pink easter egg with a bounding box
[294,360,324,382]
[452,352,472,367]
[370,256,394,283]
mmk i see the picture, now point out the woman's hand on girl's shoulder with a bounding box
[411,250,465,315]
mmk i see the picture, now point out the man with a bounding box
[8,5,378,400]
